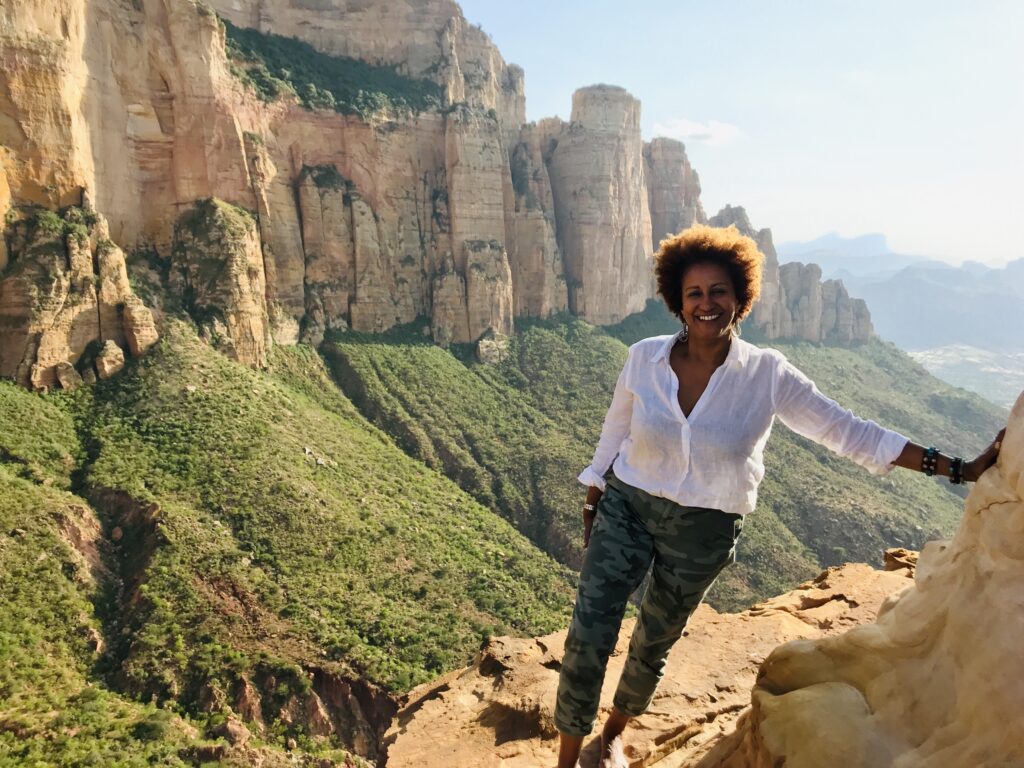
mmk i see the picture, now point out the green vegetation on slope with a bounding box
[222,19,442,117]
[71,323,572,695]
[324,319,820,607]
[0,324,574,762]
[0,383,233,766]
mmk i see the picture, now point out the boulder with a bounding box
[55,361,83,391]
[695,392,1024,768]
[95,340,125,380]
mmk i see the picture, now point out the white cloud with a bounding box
[652,118,741,148]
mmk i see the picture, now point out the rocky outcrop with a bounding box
[170,199,271,368]
[0,207,157,390]
[463,239,514,341]
[696,394,1023,768]
[383,560,914,767]
[711,205,872,344]
[645,137,707,250]
[546,85,655,324]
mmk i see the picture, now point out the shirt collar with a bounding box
[650,329,750,368]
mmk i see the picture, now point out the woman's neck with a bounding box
[679,330,732,366]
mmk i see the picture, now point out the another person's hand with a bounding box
[964,428,1006,482]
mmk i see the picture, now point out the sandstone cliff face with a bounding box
[546,85,655,324]
[0,207,157,390]
[696,395,1023,768]
[711,205,872,344]
[1,0,874,383]
[505,125,568,318]
[170,199,271,368]
[645,137,707,250]
[383,560,914,767]
[206,0,525,131]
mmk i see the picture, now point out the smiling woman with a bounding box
[552,224,1005,768]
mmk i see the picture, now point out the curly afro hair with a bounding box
[654,225,764,323]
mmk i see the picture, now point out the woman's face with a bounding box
[680,262,739,340]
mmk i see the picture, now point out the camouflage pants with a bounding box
[554,474,743,736]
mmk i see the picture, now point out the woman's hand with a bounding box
[964,428,1006,482]
[583,487,603,548]
[583,505,597,548]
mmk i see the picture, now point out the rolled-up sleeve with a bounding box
[774,359,908,475]
[578,347,635,490]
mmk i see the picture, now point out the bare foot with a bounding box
[599,731,628,768]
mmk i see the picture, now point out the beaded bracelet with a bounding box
[949,457,965,485]
[922,447,939,476]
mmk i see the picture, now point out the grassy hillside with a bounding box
[0,323,574,763]
[0,383,280,766]
[323,330,588,569]
[326,308,1007,610]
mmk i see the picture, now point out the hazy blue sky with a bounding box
[458,1,1023,265]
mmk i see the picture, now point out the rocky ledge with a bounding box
[383,558,915,767]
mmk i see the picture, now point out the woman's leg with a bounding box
[612,508,742,719]
[555,482,655,765]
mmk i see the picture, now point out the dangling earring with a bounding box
[680,321,689,342]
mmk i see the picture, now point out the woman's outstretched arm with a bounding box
[892,429,1005,483]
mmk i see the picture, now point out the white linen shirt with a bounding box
[578,332,909,516]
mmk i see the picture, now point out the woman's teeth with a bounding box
[696,314,721,321]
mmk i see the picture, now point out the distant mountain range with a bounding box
[777,233,1024,407]
[777,233,1024,351]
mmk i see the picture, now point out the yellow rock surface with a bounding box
[697,392,1024,768]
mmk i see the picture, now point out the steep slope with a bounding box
[0,322,574,762]
[326,310,1006,611]
[0,380,372,766]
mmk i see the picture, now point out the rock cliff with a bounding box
[545,85,655,324]
[710,205,872,344]
[695,393,1023,768]
[1,0,872,388]
[383,558,915,767]
[0,207,157,389]
[645,137,707,250]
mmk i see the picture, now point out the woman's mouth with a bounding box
[695,313,722,322]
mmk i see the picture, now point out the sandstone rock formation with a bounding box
[694,393,1023,768]
[547,85,655,324]
[711,206,872,344]
[645,137,707,250]
[0,0,874,383]
[170,199,271,368]
[95,339,125,380]
[207,0,526,132]
[383,560,914,767]
[506,125,568,318]
[0,207,157,390]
